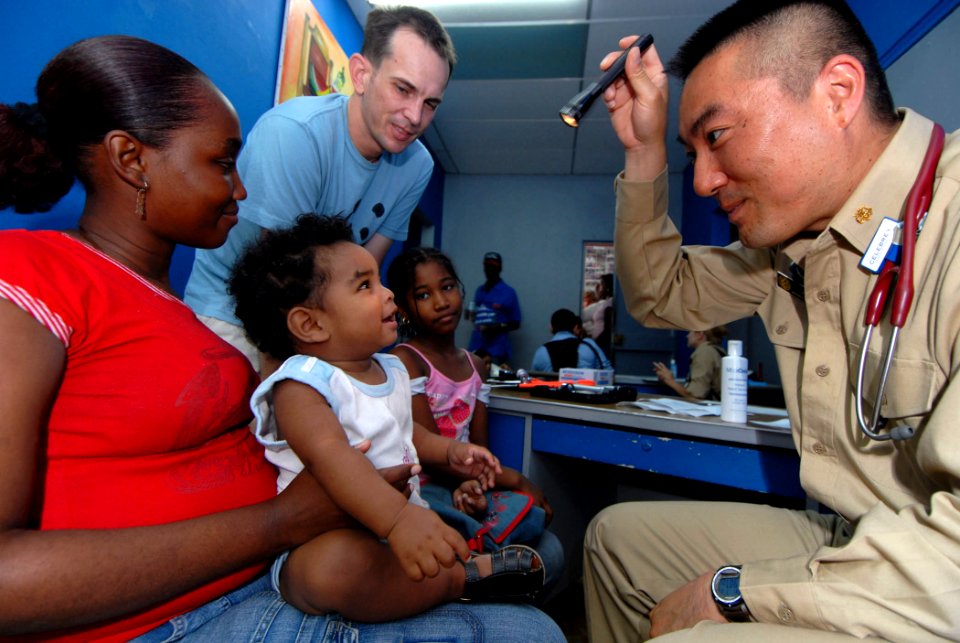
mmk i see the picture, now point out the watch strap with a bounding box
[711,565,752,622]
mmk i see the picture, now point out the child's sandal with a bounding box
[460,544,545,603]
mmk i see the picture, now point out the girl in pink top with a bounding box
[388,248,552,520]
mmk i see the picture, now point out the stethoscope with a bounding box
[855,123,945,441]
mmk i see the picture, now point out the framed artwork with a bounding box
[275,0,354,104]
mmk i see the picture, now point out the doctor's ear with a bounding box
[820,54,866,129]
[287,306,330,345]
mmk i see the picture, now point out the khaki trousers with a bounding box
[583,501,882,642]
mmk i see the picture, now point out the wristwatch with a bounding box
[711,565,751,622]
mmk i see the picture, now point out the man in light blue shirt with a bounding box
[531,308,611,372]
[185,6,455,368]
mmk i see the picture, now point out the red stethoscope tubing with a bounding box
[857,123,945,441]
[864,124,945,328]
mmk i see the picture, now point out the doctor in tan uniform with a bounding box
[583,0,960,641]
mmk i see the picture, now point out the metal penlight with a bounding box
[559,34,654,127]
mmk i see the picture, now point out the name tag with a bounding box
[860,217,901,273]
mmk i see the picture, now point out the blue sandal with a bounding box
[460,544,545,603]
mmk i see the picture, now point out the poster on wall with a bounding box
[275,0,354,104]
[582,241,614,296]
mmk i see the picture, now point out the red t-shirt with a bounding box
[0,230,277,641]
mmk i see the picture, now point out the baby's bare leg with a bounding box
[280,528,467,622]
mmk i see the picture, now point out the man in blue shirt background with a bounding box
[468,252,521,365]
[531,308,611,373]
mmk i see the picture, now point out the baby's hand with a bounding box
[447,442,501,489]
[453,479,488,515]
[386,503,469,581]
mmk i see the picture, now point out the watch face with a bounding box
[715,572,741,603]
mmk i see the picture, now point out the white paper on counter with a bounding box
[750,417,792,429]
[620,398,721,417]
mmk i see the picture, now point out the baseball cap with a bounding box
[483,252,502,266]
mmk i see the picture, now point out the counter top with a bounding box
[489,387,795,451]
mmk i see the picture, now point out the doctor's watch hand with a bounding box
[649,571,726,637]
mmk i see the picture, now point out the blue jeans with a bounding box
[418,483,565,594]
[532,529,565,593]
[132,574,565,642]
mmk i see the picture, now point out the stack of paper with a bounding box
[751,417,791,429]
[621,397,721,417]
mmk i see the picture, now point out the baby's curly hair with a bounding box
[229,214,354,361]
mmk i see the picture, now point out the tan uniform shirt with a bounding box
[614,109,960,640]
[686,341,723,400]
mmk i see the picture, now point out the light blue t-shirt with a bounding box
[185,94,433,323]
[531,331,612,372]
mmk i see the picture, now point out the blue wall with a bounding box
[849,0,959,66]
[0,0,363,293]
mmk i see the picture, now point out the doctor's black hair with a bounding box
[386,245,464,339]
[229,214,355,361]
[667,0,898,128]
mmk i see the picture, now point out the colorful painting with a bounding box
[275,0,353,104]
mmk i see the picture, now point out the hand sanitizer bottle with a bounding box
[721,340,748,423]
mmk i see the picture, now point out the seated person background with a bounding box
[531,308,611,373]
[653,326,728,400]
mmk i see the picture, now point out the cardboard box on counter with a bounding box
[558,367,614,386]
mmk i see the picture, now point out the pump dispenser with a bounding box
[721,340,748,423]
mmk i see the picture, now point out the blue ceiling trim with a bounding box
[446,23,589,80]
[849,0,959,67]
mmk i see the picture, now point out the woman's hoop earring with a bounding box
[136,179,149,220]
